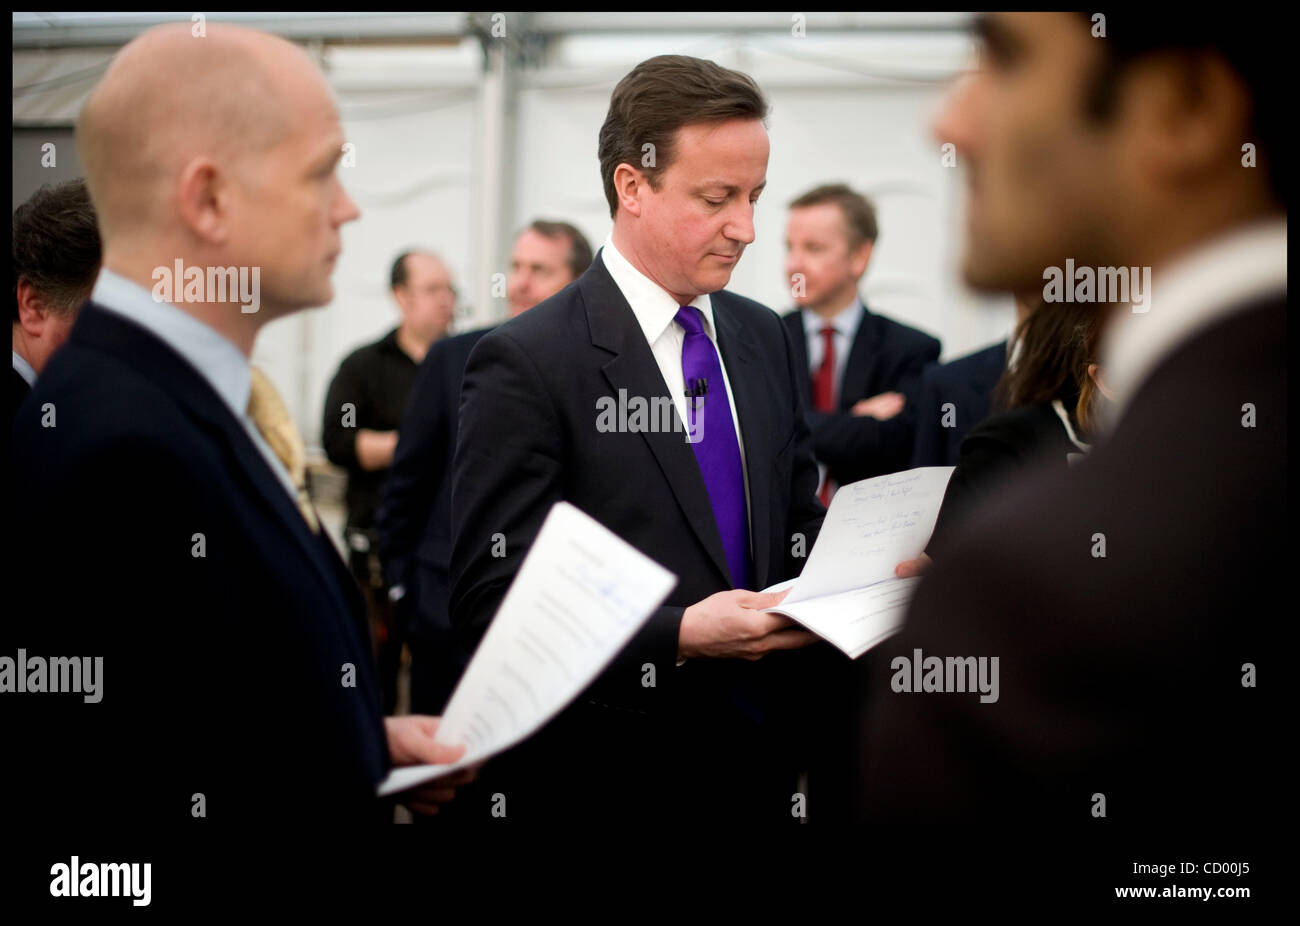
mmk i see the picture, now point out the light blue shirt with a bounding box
[12,350,36,387]
[801,298,866,409]
[90,269,299,500]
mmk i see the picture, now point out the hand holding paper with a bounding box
[677,586,818,661]
[382,715,477,814]
[762,466,955,658]
[377,501,676,797]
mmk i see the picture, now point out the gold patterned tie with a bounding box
[246,366,320,533]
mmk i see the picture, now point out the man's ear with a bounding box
[175,155,231,245]
[1126,51,1251,192]
[15,278,52,335]
[612,163,646,218]
[391,285,409,315]
[850,240,874,279]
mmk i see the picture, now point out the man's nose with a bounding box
[335,182,361,225]
[932,71,981,155]
[727,204,756,246]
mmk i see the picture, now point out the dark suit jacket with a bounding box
[378,326,491,641]
[9,303,390,825]
[782,304,940,483]
[928,396,1081,557]
[856,294,1284,824]
[909,340,1007,468]
[449,252,826,820]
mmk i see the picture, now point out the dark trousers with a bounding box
[404,564,469,716]
[421,697,803,826]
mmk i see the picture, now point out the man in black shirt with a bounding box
[322,249,456,713]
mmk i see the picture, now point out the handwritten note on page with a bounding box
[377,501,676,797]
[763,466,954,658]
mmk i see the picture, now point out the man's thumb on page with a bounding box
[422,739,466,767]
[748,588,790,609]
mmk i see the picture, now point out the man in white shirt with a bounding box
[782,183,942,490]
[449,54,827,822]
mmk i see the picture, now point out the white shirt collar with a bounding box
[1100,217,1286,427]
[601,234,716,343]
[90,268,252,419]
[11,350,37,387]
[803,297,864,343]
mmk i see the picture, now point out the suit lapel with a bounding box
[713,298,774,591]
[74,305,357,622]
[840,305,881,409]
[582,258,732,587]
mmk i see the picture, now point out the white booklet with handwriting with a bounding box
[762,467,954,659]
[377,501,676,797]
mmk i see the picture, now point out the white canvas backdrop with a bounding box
[13,25,1014,446]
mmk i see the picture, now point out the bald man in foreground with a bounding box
[10,24,471,823]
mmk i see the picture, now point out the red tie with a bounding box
[813,326,836,506]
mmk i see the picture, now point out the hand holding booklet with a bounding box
[377,501,676,797]
[762,466,954,658]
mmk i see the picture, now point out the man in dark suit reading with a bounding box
[449,54,826,822]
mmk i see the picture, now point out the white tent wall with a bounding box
[13,16,1014,449]
[264,43,482,448]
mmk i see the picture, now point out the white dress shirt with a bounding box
[801,298,865,409]
[599,234,753,531]
[1100,217,1287,429]
[90,268,300,501]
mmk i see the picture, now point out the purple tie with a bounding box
[675,305,752,590]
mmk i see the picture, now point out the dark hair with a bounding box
[994,299,1106,440]
[528,220,594,279]
[12,178,101,322]
[1074,310,1109,439]
[389,251,414,290]
[598,54,769,219]
[789,183,879,248]
[1074,12,1285,207]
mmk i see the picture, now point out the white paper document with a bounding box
[377,501,677,797]
[762,466,955,658]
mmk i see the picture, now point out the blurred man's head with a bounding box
[785,184,878,317]
[77,23,360,347]
[600,55,769,304]
[12,178,102,373]
[936,12,1284,294]
[507,220,592,317]
[390,250,455,347]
